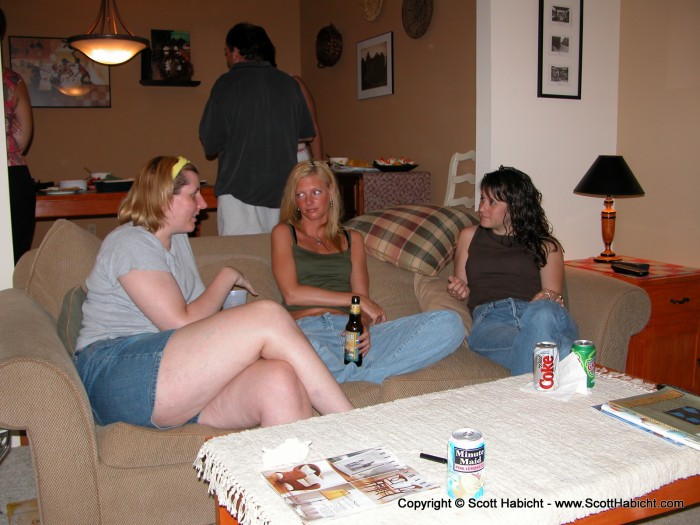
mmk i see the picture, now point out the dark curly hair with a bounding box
[480,166,560,268]
[225,23,276,64]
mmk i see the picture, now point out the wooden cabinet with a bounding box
[334,170,430,221]
[566,257,700,394]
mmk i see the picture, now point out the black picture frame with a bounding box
[357,32,393,100]
[9,36,111,108]
[537,0,583,99]
[140,29,199,87]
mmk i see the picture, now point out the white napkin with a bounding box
[521,353,591,401]
[261,438,312,469]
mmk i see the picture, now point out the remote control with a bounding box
[611,261,650,277]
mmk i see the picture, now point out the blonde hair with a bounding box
[279,160,344,250]
[118,156,198,232]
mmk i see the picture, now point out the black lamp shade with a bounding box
[574,155,645,197]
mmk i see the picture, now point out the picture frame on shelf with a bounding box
[9,36,110,108]
[357,31,393,100]
[140,29,199,87]
[537,0,583,99]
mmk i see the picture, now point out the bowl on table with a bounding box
[58,179,88,191]
[94,179,134,193]
[87,172,111,189]
[373,160,418,172]
[328,157,349,167]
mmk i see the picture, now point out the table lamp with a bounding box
[574,155,644,263]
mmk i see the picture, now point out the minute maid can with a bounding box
[447,428,485,499]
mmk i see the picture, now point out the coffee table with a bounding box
[196,370,700,524]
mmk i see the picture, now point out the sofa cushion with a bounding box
[57,284,86,355]
[25,219,102,319]
[198,255,282,303]
[414,267,474,334]
[344,204,478,277]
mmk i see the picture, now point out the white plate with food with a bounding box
[332,166,380,173]
[373,157,418,172]
[39,188,83,195]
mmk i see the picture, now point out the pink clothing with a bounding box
[3,67,27,167]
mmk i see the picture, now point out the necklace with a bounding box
[300,224,324,245]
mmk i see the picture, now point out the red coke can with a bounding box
[533,342,559,391]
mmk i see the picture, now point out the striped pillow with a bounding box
[345,204,479,276]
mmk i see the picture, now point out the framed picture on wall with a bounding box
[357,32,393,100]
[9,36,111,108]
[140,29,199,86]
[537,0,583,99]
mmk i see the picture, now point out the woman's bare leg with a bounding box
[196,359,313,428]
[152,300,353,427]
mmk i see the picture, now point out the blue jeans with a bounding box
[74,330,198,428]
[296,310,465,384]
[467,298,579,376]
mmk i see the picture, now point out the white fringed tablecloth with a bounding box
[195,371,700,525]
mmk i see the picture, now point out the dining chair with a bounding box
[443,150,476,209]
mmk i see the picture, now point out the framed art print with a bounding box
[357,32,393,100]
[141,29,194,82]
[537,0,583,99]
[9,36,111,108]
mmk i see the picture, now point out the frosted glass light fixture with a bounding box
[67,0,148,66]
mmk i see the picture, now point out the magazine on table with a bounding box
[598,385,700,451]
[594,403,686,448]
[261,446,438,521]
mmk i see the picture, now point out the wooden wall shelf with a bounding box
[139,80,200,87]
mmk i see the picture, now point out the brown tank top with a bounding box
[466,226,541,312]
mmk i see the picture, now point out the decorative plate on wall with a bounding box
[362,0,383,22]
[402,0,434,39]
[316,24,343,68]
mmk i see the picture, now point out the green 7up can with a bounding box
[571,340,596,388]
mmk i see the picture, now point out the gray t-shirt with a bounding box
[76,224,205,350]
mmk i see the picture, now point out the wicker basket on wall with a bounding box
[316,24,343,68]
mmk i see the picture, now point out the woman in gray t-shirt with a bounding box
[75,156,352,429]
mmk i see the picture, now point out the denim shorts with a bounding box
[74,331,198,428]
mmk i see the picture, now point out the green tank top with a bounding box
[282,225,353,313]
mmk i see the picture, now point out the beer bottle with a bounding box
[344,295,363,366]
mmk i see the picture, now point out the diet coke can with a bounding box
[533,342,559,391]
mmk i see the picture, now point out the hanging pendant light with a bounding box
[66,0,149,66]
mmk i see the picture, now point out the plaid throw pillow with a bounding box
[345,204,479,277]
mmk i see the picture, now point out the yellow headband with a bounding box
[171,156,190,179]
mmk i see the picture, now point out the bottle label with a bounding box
[345,332,360,361]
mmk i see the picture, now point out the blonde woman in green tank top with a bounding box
[272,161,465,384]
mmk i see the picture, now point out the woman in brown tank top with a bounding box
[446,166,579,375]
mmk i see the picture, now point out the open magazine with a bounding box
[598,385,700,451]
[261,446,438,521]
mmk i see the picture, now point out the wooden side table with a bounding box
[565,257,700,394]
[334,170,430,221]
[36,185,218,219]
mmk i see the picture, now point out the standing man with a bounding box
[200,23,315,235]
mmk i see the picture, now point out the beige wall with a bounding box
[2,0,696,271]
[616,0,700,267]
[476,0,621,262]
[0,0,475,251]
[299,0,476,205]
[0,0,303,246]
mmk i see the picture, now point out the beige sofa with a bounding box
[0,213,651,524]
